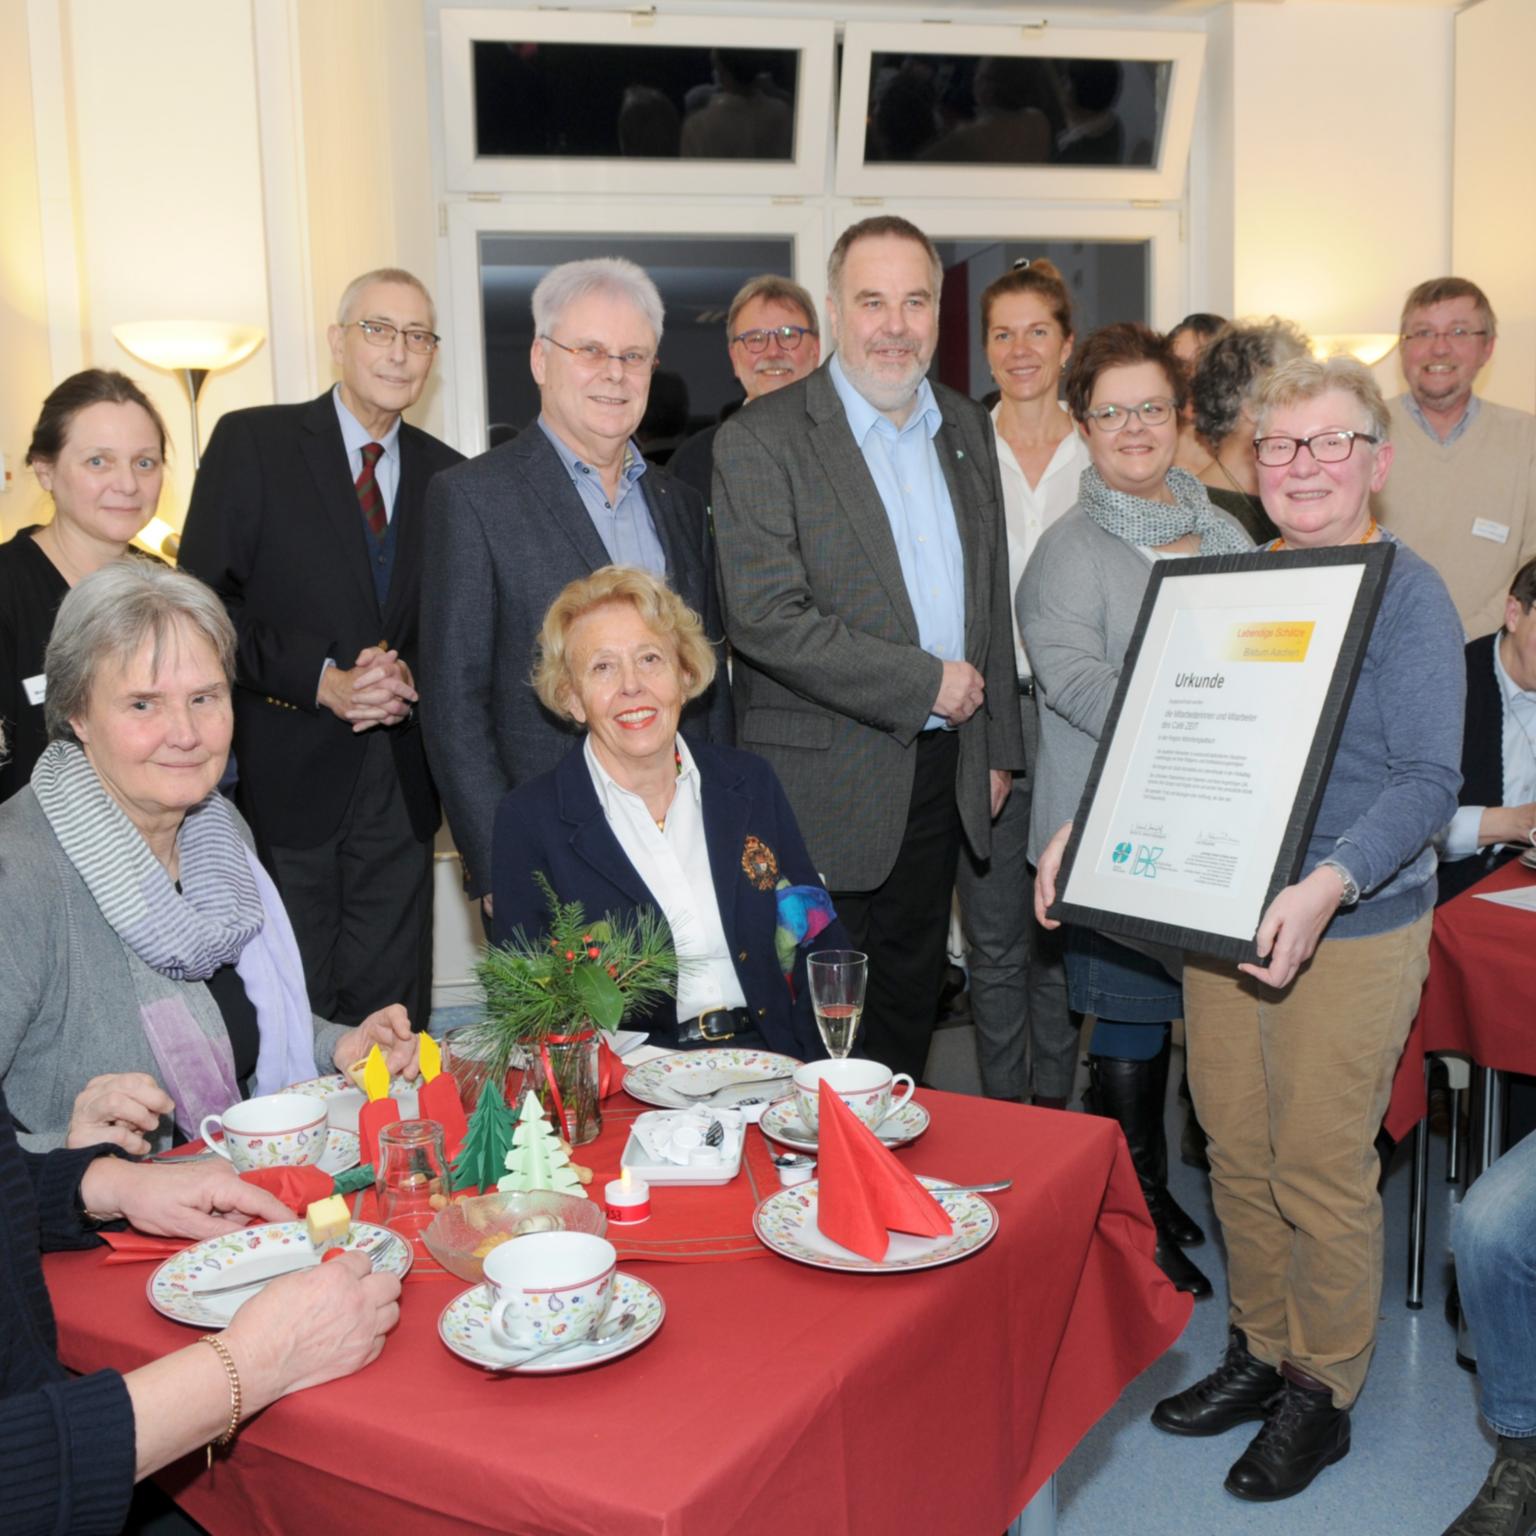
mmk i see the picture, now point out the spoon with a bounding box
[488,1310,637,1373]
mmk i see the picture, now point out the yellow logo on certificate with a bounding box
[1224,621,1314,663]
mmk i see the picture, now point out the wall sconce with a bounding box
[1310,334,1399,367]
[112,321,265,469]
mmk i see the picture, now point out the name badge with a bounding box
[23,674,46,706]
[1472,518,1510,545]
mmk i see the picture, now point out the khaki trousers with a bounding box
[1183,910,1432,1407]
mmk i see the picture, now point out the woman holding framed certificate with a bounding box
[1019,323,1250,1298]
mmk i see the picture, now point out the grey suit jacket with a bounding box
[711,364,1023,891]
[419,423,732,897]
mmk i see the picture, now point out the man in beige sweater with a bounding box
[1374,276,1536,638]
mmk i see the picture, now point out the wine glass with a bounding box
[807,950,868,1060]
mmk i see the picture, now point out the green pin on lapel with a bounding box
[956,449,966,459]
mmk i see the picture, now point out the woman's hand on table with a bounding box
[66,1072,174,1155]
[225,1249,402,1404]
[1033,822,1073,929]
[1237,866,1346,990]
[77,1154,291,1238]
[332,1004,420,1078]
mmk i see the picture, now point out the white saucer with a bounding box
[1519,847,1536,871]
[286,1072,419,1133]
[319,1125,360,1175]
[438,1271,664,1374]
[753,1177,998,1274]
[759,1095,930,1152]
[148,1221,412,1327]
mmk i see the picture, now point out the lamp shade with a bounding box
[112,321,265,373]
[1310,333,1400,368]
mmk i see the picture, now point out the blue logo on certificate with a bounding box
[1133,845,1164,878]
[1111,841,1132,865]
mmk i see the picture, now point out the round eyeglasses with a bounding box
[730,324,815,354]
[539,334,658,374]
[348,320,440,355]
[1082,399,1174,432]
[1253,430,1378,469]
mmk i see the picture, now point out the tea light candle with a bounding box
[604,1168,651,1224]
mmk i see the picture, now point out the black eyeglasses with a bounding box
[348,320,440,354]
[730,325,814,353]
[1253,429,1379,468]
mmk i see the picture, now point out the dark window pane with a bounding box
[480,233,797,441]
[473,42,798,160]
[865,54,1168,168]
[930,240,1149,398]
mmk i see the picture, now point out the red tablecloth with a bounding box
[1385,858,1536,1141]
[45,1090,1191,1536]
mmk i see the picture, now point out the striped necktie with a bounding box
[356,441,386,538]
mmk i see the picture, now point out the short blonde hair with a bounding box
[533,566,716,722]
[1253,355,1391,442]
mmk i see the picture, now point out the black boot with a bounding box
[1441,1439,1536,1535]
[1152,1327,1283,1436]
[1086,1049,1211,1295]
[1224,1365,1350,1502]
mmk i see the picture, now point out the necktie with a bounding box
[356,442,386,539]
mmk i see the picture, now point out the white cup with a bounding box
[792,1058,915,1136]
[198,1093,327,1173]
[483,1231,617,1353]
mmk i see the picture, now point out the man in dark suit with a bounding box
[711,216,1023,1082]
[419,257,732,908]
[179,268,463,1026]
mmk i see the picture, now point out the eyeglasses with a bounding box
[1401,326,1489,347]
[348,320,440,354]
[731,324,815,353]
[539,334,658,374]
[1253,429,1379,468]
[1082,399,1175,431]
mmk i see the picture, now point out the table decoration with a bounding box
[760,1095,929,1152]
[438,1269,664,1374]
[148,1221,412,1327]
[603,1169,651,1224]
[357,1046,403,1165]
[416,1033,470,1156]
[499,1089,592,1196]
[450,1074,520,1191]
[623,1047,803,1109]
[452,874,679,1145]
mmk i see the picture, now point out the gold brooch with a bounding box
[741,835,779,891]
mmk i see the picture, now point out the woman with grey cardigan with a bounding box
[0,561,418,1153]
[1019,322,1251,1299]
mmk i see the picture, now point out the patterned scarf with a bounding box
[32,741,317,1140]
[1078,463,1253,555]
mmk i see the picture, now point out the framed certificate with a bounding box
[1045,544,1395,964]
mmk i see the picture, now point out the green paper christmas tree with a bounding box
[450,1076,520,1193]
[498,1089,587,1198]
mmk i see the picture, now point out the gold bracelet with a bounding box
[198,1334,242,1463]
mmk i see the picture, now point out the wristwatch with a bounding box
[1318,859,1361,908]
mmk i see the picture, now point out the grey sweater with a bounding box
[0,790,344,1152]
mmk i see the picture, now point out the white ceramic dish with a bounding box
[619,1111,746,1186]
[286,1072,420,1133]
[758,1095,930,1152]
[622,1048,801,1110]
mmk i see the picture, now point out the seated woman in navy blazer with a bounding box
[490,566,843,1058]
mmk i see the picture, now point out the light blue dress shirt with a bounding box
[1443,637,1536,859]
[537,418,667,577]
[1403,390,1481,448]
[332,387,401,518]
[827,352,966,731]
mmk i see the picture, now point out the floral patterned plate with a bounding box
[438,1270,664,1374]
[148,1221,412,1328]
[759,1096,930,1152]
[752,1177,998,1274]
[286,1072,419,1133]
[622,1048,802,1109]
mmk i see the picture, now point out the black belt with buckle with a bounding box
[677,1006,754,1044]
[1017,676,1035,698]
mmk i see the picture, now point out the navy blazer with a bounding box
[490,736,844,1058]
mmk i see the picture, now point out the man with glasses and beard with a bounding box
[711,215,1021,1083]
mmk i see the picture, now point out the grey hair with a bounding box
[45,560,236,743]
[335,268,437,330]
[726,274,818,341]
[1191,317,1312,447]
[531,258,664,346]
[1253,355,1392,443]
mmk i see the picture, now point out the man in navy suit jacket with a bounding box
[179,269,463,1026]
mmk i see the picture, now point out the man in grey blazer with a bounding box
[712,216,1023,1081]
[420,257,731,905]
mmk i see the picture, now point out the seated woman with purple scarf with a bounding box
[0,561,416,1153]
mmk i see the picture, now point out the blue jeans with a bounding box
[1454,1127,1536,1437]
[1064,926,1181,1061]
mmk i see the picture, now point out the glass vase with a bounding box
[444,1032,531,1112]
[531,1027,602,1146]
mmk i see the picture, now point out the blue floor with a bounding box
[1055,1049,1489,1536]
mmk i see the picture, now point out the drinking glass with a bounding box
[807,950,868,1060]
[375,1119,450,1246]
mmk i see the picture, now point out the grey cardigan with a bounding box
[1018,506,1251,863]
[0,789,345,1152]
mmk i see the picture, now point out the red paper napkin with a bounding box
[418,1073,469,1157]
[99,1230,190,1263]
[815,1082,952,1262]
[598,1036,626,1100]
[240,1164,334,1215]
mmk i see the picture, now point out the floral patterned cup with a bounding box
[792,1059,915,1136]
[483,1231,617,1353]
[198,1093,328,1172]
